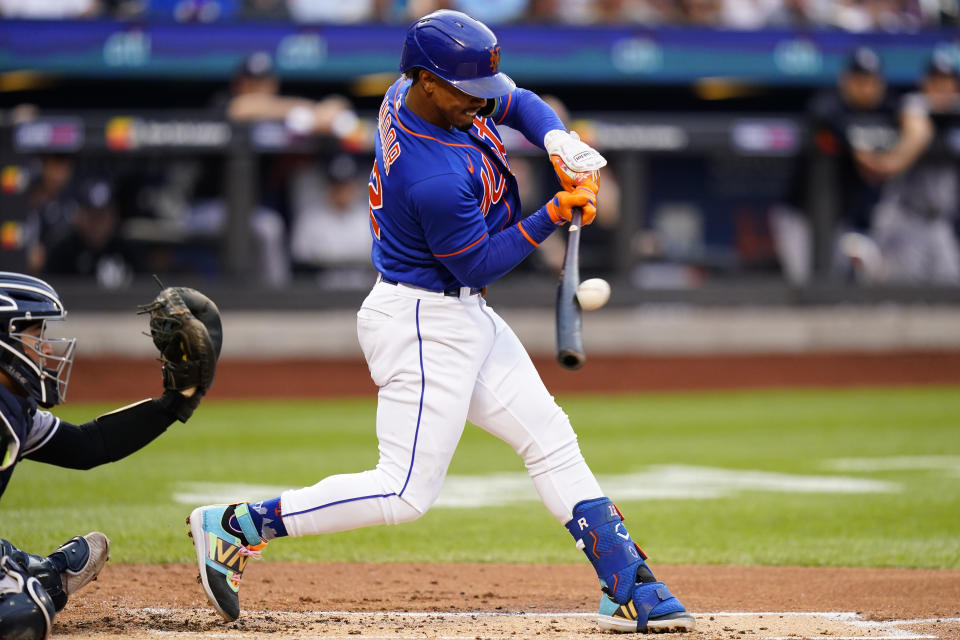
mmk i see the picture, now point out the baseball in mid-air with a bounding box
[576,278,611,311]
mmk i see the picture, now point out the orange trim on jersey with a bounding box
[517,220,538,247]
[500,199,513,231]
[433,232,487,258]
[495,92,513,125]
[392,84,476,150]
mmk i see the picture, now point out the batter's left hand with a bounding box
[546,189,597,226]
[544,129,607,173]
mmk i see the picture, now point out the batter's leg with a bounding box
[281,291,495,534]
[466,304,694,633]
[188,288,496,622]
[466,307,600,523]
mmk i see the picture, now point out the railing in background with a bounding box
[3,111,960,309]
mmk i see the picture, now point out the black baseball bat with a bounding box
[556,208,585,370]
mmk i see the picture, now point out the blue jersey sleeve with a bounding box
[488,88,565,150]
[410,173,558,289]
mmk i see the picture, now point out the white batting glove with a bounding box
[543,129,607,172]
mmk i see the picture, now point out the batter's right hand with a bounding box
[550,155,600,195]
[546,189,597,225]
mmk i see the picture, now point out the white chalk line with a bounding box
[172,466,898,510]
[126,609,959,640]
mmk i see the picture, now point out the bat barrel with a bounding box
[558,348,586,370]
[556,208,585,370]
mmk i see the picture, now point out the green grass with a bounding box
[2,387,959,569]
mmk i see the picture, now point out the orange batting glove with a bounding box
[550,155,600,195]
[546,188,597,226]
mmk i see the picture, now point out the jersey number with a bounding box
[368,160,383,240]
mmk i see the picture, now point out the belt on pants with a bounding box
[379,275,482,297]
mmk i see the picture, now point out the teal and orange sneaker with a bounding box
[597,579,696,633]
[187,504,266,622]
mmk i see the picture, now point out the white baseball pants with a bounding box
[279,280,603,536]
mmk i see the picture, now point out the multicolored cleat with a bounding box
[187,504,266,622]
[597,579,695,633]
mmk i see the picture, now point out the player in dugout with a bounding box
[187,9,695,635]
[0,272,221,640]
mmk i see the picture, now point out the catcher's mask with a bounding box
[0,272,76,408]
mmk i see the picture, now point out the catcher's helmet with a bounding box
[0,272,76,408]
[400,10,516,99]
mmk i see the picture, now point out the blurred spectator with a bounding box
[22,154,78,276]
[145,0,239,21]
[0,0,101,18]
[286,0,374,23]
[771,47,933,284]
[534,0,661,23]
[171,52,364,287]
[44,178,144,289]
[864,52,960,284]
[239,0,289,19]
[288,153,374,286]
[225,52,360,140]
[765,0,832,27]
[678,0,724,24]
[722,0,790,28]
[448,0,529,23]
[828,0,924,32]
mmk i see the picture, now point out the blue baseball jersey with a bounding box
[368,77,564,290]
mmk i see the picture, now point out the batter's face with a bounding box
[419,71,487,132]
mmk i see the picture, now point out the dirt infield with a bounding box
[71,350,960,402]
[56,563,960,639]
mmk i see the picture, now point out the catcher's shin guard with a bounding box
[0,554,56,640]
[565,498,694,633]
[187,503,266,622]
[0,533,108,612]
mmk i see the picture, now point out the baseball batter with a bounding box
[189,10,694,634]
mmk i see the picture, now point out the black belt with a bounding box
[380,275,481,297]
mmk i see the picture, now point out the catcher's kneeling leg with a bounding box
[0,534,108,614]
[0,554,56,640]
[565,498,695,633]
[0,538,69,612]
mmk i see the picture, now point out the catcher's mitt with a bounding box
[138,286,222,421]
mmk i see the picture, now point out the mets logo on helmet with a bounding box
[489,46,501,73]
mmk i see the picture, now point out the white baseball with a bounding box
[576,278,611,311]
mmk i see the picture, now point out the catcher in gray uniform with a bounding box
[0,272,220,640]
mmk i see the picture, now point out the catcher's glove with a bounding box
[138,286,222,422]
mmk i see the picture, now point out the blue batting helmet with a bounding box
[400,10,516,99]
